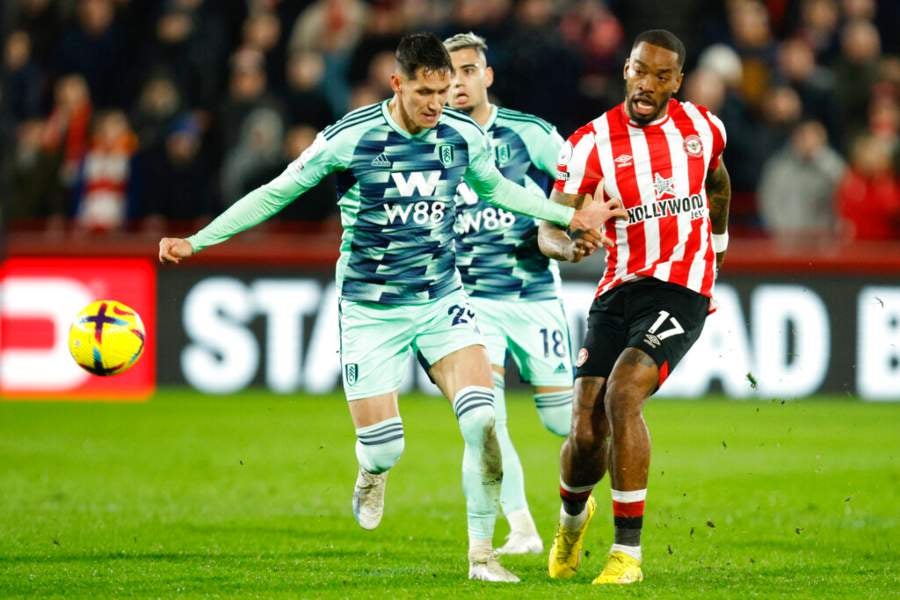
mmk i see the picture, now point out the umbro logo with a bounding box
[614,154,633,168]
[371,153,391,167]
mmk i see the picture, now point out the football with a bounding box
[68,300,146,376]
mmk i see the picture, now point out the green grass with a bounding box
[1,391,898,599]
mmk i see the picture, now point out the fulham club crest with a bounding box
[683,134,704,157]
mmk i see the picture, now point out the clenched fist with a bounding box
[158,238,194,264]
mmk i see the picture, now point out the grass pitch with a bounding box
[1,391,898,599]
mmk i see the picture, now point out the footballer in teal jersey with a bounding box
[446,32,607,557]
[159,33,622,584]
[454,107,564,300]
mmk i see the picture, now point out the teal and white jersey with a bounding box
[185,100,575,305]
[454,107,565,301]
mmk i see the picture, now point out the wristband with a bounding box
[711,231,729,253]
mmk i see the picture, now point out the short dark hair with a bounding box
[396,32,453,79]
[633,29,686,68]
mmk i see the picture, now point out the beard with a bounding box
[625,91,671,124]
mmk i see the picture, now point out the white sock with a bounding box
[560,504,588,530]
[506,507,537,535]
[612,543,642,561]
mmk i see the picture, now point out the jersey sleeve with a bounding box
[187,132,343,252]
[510,117,565,178]
[464,132,574,227]
[697,105,727,172]
[553,123,603,196]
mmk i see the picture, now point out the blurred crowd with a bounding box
[1,0,898,243]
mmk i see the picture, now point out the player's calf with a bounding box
[454,386,513,577]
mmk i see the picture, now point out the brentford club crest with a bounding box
[683,134,704,157]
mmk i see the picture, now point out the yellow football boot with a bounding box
[547,496,596,579]
[592,550,643,585]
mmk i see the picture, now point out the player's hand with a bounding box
[569,193,627,240]
[715,251,726,272]
[566,229,605,262]
[158,237,194,264]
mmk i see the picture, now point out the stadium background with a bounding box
[1,2,899,598]
[2,0,898,400]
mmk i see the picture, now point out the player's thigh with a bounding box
[414,290,493,398]
[504,299,574,388]
[624,280,710,384]
[574,289,629,381]
[339,298,416,401]
[467,296,508,369]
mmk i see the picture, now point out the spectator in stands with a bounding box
[796,0,841,63]
[56,0,126,108]
[775,37,840,144]
[139,3,222,111]
[347,83,382,110]
[758,120,846,244]
[243,10,285,91]
[41,74,93,188]
[833,19,882,151]
[683,68,727,113]
[137,114,212,232]
[841,0,876,21]
[726,0,777,110]
[217,47,283,154]
[283,51,334,130]
[2,30,43,123]
[288,0,369,114]
[560,0,625,115]
[695,45,757,194]
[363,49,398,101]
[4,119,67,228]
[835,134,900,240]
[490,0,582,133]
[220,107,284,204]
[130,74,182,151]
[12,0,64,72]
[347,0,406,90]
[72,110,137,232]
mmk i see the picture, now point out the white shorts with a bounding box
[468,296,573,387]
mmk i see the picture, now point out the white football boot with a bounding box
[468,550,521,583]
[495,529,544,555]
[351,467,388,530]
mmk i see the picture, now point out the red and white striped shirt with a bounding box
[555,99,726,298]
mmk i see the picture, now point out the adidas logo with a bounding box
[371,153,391,167]
[555,363,568,374]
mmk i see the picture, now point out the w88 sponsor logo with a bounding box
[455,207,516,234]
[383,201,447,225]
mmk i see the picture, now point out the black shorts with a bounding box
[575,278,709,385]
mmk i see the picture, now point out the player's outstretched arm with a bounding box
[538,188,624,263]
[158,237,193,264]
[706,160,732,271]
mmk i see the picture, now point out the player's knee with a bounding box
[454,386,496,445]
[534,390,573,437]
[355,417,405,474]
